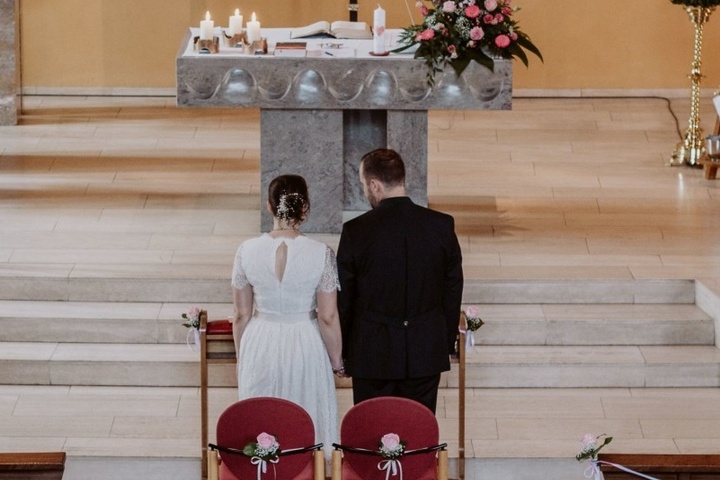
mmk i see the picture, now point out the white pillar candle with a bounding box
[200,11,214,40]
[246,12,261,42]
[228,9,243,36]
[373,4,386,54]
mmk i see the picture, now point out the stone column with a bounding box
[0,0,19,125]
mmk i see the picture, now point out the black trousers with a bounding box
[351,374,442,414]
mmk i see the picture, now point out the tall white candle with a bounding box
[228,9,243,36]
[373,4,386,54]
[200,11,214,40]
[246,12,261,42]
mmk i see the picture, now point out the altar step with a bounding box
[1,278,718,388]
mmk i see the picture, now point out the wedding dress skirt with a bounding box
[238,311,338,456]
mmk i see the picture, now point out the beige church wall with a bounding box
[19,0,720,92]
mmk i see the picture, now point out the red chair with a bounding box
[208,397,325,480]
[331,397,449,480]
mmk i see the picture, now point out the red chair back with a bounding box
[339,397,440,480]
[216,397,316,480]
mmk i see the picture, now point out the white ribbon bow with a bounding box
[458,327,475,349]
[251,456,279,480]
[585,459,662,480]
[378,459,403,480]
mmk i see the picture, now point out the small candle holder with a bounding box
[243,38,268,55]
[223,30,246,48]
[193,36,219,54]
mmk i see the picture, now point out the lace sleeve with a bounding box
[231,243,251,290]
[317,245,340,293]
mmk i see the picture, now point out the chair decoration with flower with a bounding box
[394,0,542,86]
[208,397,324,480]
[331,397,449,480]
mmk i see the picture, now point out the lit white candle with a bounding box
[200,11,214,40]
[246,12,261,42]
[373,4,386,54]
[228,9,243,36]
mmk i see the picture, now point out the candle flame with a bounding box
[235,8,240,16]
[251,12,257,22]
[205,11,211,21]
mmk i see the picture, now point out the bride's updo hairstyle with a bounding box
[268,174,310,227]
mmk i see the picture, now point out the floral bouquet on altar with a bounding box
[394,0,542,86]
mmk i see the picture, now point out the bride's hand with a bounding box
[332,365,349,378]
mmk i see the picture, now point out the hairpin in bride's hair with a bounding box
[277,192,304,221]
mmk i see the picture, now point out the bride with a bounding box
[230,174,344,455]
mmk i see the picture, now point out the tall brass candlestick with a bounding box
[670,6,715,167]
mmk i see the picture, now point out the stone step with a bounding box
[0,301,713,345]
[2,342,719,388]
[0,275,696,304]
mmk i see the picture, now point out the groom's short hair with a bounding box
[360,148,406,188]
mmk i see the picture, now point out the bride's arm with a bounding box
[316,289,344,373]
[231,285,253,355]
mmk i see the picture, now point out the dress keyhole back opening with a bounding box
[274,241,288,283]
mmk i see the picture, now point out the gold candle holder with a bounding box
[669,6,715,167]
[193,36,220,54]
[223,30,246,48]
[244,38,268,55]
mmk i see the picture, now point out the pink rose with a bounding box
[469,26,484,41]
[466,305,480,317]
[503,6,512,15]
[581,433,596,449]
[494,13,504,23]
[494,34,510,47]
[257,432,277,450]
[187,306,201,318]
[483,14,495,24]
[509,31,518,40]
[464,5,481,18]
[418,28,435,40]
[421,6,429,15]
[381,433,401,451]
[442,1,456,12]
[484,0,498,11]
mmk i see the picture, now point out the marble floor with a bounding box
[1,95,720,478]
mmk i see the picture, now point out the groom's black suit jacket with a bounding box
[337,196,464,379]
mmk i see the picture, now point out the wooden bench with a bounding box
[598,453,720,479]
[199,310,468,479]
[0,452,66,480]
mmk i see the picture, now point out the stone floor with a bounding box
[1,94,720,479]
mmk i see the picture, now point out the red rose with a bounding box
[494,34,510,48]
[464,5,481,18]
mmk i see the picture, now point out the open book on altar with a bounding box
[290,20,372,39]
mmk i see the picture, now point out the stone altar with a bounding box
[0,0,20,126]
[176,29,511,233]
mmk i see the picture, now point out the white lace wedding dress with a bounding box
[231,234,339,456]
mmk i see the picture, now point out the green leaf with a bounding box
[516,34,544,62]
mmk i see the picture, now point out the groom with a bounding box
[337,148,464,413]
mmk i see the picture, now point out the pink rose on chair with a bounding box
[495,34,511,48]
[381,433,400,451]
[465,305,480,318]
[379,433,406,459]
[257,432,277,450]
[464,5,481,18]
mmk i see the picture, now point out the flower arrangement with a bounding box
[243,432,280,462]
[395,0,542,86]
[181,306,202,330]
[378,433,407,460]
[575,433,613,462]
[671,0,720,6]
[463,305,484,332]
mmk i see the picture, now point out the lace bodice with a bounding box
[232,234,339,314]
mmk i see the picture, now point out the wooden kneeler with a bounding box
[199,311,236,479]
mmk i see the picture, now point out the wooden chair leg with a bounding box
[438,449,449,480]
[331,450,342,480]
[207,449,219,480]
[200,310,209,479]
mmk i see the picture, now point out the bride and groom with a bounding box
[229,148,464,453]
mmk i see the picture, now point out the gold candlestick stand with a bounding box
[670,6,715,167]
